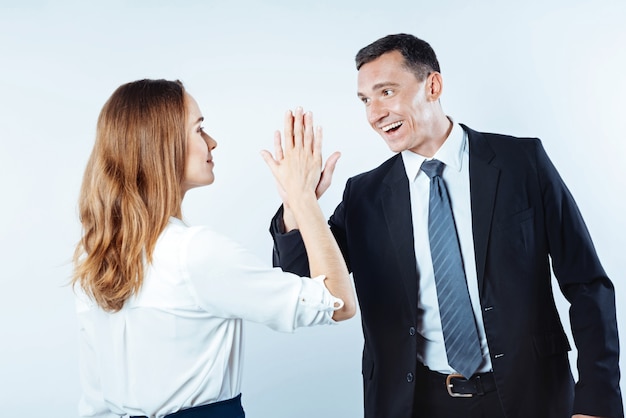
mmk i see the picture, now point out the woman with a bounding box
[73,79,355,418]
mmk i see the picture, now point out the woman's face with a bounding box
[181,93,217,193]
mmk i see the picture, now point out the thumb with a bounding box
[260,150,276,167]
[316,151,341,199]
[260,150,279,176]
[323,151,341,177]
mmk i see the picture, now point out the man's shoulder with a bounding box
[461,123,545,161]
[348,153,403,185]
[462,123,540,146]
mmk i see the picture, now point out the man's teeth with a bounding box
[382,121,403,132]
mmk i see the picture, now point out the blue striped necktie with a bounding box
[421,159,482,379]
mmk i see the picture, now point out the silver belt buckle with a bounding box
[446,373,473,398]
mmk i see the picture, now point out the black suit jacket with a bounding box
[271,125,623,417]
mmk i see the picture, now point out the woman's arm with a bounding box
[261,108,355,321]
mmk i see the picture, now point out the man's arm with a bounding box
[270,205,310,276]
[535,139,623,417]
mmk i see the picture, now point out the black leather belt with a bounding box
[444,372,497,397]
[422,366,497,398]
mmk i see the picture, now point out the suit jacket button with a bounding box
[406,372,414,383]
[409,327,416,336]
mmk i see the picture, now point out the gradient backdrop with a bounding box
[1,0,625,416]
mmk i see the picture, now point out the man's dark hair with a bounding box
[355,33,441,81]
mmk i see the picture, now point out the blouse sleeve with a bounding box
[182,226,344,332]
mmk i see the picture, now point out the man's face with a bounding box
[357,50,440,156]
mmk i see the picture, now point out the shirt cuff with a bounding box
[294,275,344,327]
[310,275,344,311]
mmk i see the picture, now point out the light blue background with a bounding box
[1,0,625,416]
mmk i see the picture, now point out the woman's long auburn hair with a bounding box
[73,79,188,312]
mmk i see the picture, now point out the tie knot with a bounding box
[420,159,445,179]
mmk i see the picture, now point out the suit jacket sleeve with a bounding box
[535,140,623,417]
[270,205,310,276]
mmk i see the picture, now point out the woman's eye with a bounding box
[197,126,205,133]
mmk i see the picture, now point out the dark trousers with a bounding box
[131,394,245,418]
[413,364,506,418]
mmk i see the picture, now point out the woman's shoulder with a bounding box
[160,217,214,247]
[159,218,248,269]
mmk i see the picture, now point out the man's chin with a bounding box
[385,141,407,154]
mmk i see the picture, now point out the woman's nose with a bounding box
[204,132,217,150]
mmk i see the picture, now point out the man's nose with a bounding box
[367,99,386,125]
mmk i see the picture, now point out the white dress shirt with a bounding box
[75,217,342,418]
[401,121,492,375]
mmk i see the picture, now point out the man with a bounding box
[267,34,622,417]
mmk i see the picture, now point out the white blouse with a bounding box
[76,217,342,418]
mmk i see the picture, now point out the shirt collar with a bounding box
[401,119,466,182]
[169,216,187,226]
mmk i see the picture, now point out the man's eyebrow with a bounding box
[372,81,400,90]
[357,81,401,97]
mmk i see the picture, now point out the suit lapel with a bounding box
[381,155,419,319]
[463,125,499,288]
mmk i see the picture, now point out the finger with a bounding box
[316,151,341,199]
[304,111,314,153]
[293,106,304,149]
[322,151,341,177]
[274,130,284,161]
[313,125,322,160]
[283,110,294,151]
[261,150,289,203]
[259,150,278,173]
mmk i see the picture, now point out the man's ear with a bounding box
[426,72,443,101]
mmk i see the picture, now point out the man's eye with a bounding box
[383,89,393,96]
[361,97,370,104]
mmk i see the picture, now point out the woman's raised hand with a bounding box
[261,107,340,212]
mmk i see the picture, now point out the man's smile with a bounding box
[381,120,403,132]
